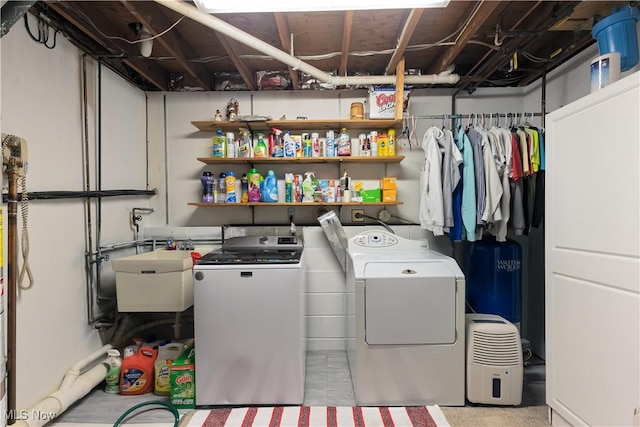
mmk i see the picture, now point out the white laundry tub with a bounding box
[111,249,196,312]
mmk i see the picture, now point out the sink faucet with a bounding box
[132,207,155,240]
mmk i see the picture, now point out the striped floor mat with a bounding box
[182,406,450,427]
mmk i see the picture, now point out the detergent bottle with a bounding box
[247,168,262,202]
[302,172,316,202]
[261,170,278,203]
[104,349,122,394]
[154,342,186,396]
[120,344,158,395]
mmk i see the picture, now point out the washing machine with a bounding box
[319,212,465,406]
[193,235,306,406]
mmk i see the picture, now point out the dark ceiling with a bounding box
[22,1,637,92]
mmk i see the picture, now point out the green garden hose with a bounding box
[112,400,180,427]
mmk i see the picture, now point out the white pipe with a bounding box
[155,0,460,86]
[59,344,112,390]
[13,363,108,427]
[11,345,112,426]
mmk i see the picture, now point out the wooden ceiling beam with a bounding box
[339,10,354,78]
[432,1,501,74]
[46,1,167,90]
[120,0,212,90]
[215,34,257,91]
[274,13,300,90]
[385,8,423,75]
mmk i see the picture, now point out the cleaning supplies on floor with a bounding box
[154,342,186,396]
[170,344,196,409]
[104,349,122,394]
[120,344,158,395]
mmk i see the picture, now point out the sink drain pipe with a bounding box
[154,0,461,86]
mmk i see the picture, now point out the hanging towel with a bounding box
[419,127,446,235]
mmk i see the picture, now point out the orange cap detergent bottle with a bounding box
[119,344,158,395]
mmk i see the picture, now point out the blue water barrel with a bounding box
[466,237,522,328]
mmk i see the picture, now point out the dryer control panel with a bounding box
[352,231,398,247]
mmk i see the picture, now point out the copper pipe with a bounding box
[6,159,20,425]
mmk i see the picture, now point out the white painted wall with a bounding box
[1,14,151,409]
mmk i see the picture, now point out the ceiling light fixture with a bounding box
[139,26,153,57]
[194,0,449,13]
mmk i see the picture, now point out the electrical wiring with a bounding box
[23,13,58,49]
[72,5,185,47]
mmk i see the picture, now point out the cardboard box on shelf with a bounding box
[365,88,410,119]
[381,177,397,190]
[382,189,397,202]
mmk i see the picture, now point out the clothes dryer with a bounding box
[318,212,465,406]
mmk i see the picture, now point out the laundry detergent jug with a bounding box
[120,345,158,395]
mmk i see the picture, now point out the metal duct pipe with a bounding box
[0,1,36,38]
[154,0,460,86]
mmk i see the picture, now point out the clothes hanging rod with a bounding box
[409,112,542,119]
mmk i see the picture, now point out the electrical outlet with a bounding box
[351,209,364,222]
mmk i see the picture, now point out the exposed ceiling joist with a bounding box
[385,8,423,75]
[274,12,300,90]
[46,1,167,90]
[120,0,211,90]
[339,10,354,78]
[215,34,257,91]
[433,1,501,74]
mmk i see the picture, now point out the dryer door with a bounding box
[364,261,457,345]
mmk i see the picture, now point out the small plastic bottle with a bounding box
[254,133,268,158]
[218,172,226,203]
[105,349,122,394]
[388,128,396,156]
[241,174,249,203]
[370,131,379,156]
[225,171,237,203]
[201,171,214,203]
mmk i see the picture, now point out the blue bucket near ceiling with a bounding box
[591,6,640,72]
[466,236,522,329]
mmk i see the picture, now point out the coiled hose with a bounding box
[113,400,180,427]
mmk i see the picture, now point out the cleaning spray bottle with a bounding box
[254,133,268,158]
[105,349,122,394]
[302,172,316,203]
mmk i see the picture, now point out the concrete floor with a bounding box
[49,351,546,426]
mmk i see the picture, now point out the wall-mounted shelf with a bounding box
[191,119,401,132]
[188,202,403,207]
[196,156,405,165]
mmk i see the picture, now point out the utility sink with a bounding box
[111,249,196,312]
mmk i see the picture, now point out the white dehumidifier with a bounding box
[465,313,523,405]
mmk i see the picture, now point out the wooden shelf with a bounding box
[196,155,404,165]
[191,119,401,132]
[188,202,403,207]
